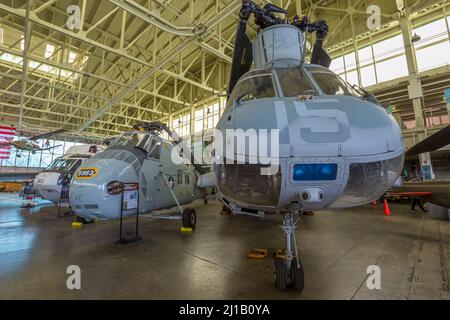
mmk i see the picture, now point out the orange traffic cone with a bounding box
[383,199,391,216]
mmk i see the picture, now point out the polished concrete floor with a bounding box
[0,193,449,300]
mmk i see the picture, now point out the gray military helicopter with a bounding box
[69,121,209,228]
[214,0,404,291]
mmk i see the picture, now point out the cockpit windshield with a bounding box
[276,67,314,97]
[45,158,81,173]
[108,132,150,149]
[305,66,359,97]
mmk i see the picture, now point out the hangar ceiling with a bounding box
[0,0,448,141]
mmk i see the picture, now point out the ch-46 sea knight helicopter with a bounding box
[213,0,404,291]
[69,121,210,228]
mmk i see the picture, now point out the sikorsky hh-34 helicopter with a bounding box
[69,121,211,228]
[213,0,405,291]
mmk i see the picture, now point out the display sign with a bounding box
[122,183,139,211]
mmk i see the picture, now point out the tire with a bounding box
[182,208,196,229]
[290,259,305,292]
[274,258,288,290]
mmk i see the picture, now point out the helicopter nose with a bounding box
[70,159,139,220]
[215,95,404,210]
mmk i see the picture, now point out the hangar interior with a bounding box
[0,0,449,300]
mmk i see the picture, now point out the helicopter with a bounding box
[69,121,210,229]
[213,0,404,291]
[0,128,66,157]
[33,144,105,204]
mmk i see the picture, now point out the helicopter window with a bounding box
[276,67,314,97]
[185,175,190,185]
[110,132,148,148]
[67,159,82,174]
[135,134,151,151]
[235,75,275,104]
[177,173,183,185]
[148,141,161,160]
[45,158,79,172]
[305,67,359,97]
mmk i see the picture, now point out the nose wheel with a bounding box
[274,211,304,291]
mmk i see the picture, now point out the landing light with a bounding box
[293,164,338,181]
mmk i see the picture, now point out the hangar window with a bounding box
[45,44,55,59]
[234,75,275,105]
[68,51,77,64]
[276,67,313,97]
[306,66,359,97]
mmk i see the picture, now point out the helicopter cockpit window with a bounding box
[305,66,359,97]
[148,140,161,160]
[235,75,275,105]
[45,158,79,172]
[109,132,149,149]
[135,134,151,151]
[276,67,313,97]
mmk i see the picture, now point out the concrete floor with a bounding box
[0,193,449,300]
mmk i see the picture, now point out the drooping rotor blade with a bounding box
[30,129,66,141]
[227,19,253,97]
[311,40,331,68]
[406,125,450,156]
[263,3,287,15]
[41,144,62,152]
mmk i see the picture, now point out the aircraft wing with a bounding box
[406,124,450,156]
[30,129,66,141]
[389,192,432,197]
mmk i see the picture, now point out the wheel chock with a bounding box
[72,222,83,228]
[247,249,268,259]
[180,227,193,233]
[275,250,285,260]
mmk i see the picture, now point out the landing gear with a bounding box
[182,207,196,229]
[274,211,304,291]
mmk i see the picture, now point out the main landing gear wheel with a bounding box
[182,207,196,229]
[274,258,288,290]
[274,211,304,292]
[290,259,304,291]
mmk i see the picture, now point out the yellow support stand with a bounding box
[180,227,193,233]
[72,222,83,228]
[247,249,268,259]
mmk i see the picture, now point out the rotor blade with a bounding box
[227,19,253,96]
[41,145,62,151]
[263,3,287,15]
[30,129,66,141]
[311,40,331,68]
[406,125,450,156]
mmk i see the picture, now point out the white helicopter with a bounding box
[33,145,105,204]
